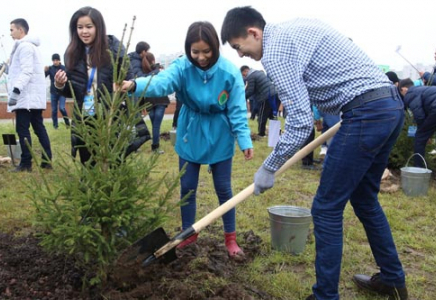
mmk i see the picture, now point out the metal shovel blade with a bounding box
[116,227,177,268]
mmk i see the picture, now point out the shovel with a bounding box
[117,122,341,268]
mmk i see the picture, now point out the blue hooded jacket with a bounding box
[134,55,252,164]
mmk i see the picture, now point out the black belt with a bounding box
[341,86,395,113]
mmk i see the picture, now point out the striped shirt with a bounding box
[261,18,391,171]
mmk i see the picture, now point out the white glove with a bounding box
[8,92,19,106]
[254,165,275,195]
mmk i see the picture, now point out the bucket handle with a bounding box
[405,153,428,170]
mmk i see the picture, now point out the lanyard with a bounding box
[87,67,96,93]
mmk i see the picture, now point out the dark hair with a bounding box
[185,21,220,70]
[65,6,109,69]
[240,65,249,72]
[398,78,414,90]
[221,6,266,45]
[386,71,400,84]
[52,53,61,61]
[135,41,150,54]
[10,18,29,34]
[142,52,156,74]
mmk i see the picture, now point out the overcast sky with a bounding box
[1,0,435,74]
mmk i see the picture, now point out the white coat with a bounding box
[7,35,46,112]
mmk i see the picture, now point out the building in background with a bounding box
[157,51,184,69]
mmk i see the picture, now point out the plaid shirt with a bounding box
[261,18,391,171]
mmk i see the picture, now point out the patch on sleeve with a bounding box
[218,90,229,105]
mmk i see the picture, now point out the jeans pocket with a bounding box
[359,116,397,152]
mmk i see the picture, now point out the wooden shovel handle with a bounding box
[0,59,9,78]
[153,122,341,257]
[192,121,341,233]
[0,65,6,78]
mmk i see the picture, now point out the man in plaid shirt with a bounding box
[221,6,407,300]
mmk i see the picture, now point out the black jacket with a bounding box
[59,35,132,112]
[45,64,66,94]
[128,51,147,78]
[403,86,436,126]
[245,69,278,103]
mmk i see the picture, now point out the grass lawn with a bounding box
[0,116,435,299]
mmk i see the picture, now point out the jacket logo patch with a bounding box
[218,91,229,105]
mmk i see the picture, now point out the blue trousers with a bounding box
[15,109,52,167]
[312,95,406,299]
[147,105,166,146]
[179,157,235,233]
[50,93,69,128]
[414,111,436,167]
[320,112,340,147]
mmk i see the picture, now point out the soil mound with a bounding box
[0,228,272,300]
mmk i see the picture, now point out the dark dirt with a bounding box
[0,228,273,300]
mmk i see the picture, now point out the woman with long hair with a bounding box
[54,6,133,163]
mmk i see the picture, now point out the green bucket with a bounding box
[267,205,312,255]
[401,153,432,197]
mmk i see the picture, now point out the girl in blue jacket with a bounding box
[122,21,253,258]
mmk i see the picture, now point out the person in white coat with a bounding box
[7,18,52,172]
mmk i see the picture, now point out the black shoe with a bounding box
[11,165,32,172]
[305,295,316,300]
[41,163,53,170]
[151,143,164,154]
[353,273,408,300]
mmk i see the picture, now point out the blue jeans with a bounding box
[15,109,52,167]
[320,112,340,147]
[51,93,69,128]
[179,157,236,233]
[312,95,406,300]
[147,105,166,146]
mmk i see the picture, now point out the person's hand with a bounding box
[118,80,136,93]
[243,148,254,160]
[8,92,19,106]
[315,120,323,132]
[419,71,425,78]
[44,66,49,72]
[254,165,275,195]
[54,69,68,88]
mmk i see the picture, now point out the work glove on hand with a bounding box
[8,92,19,106]
[254,165,275,195]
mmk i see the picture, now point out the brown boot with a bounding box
[224,232,245,257]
